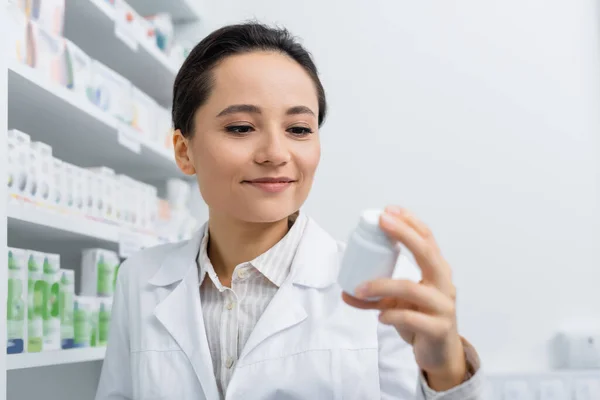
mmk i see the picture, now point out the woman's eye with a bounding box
[226,125,254,134]
[287,127,313,136]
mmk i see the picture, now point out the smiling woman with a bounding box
[96,22,484,400]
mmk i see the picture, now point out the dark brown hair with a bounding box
[172,22,327,137]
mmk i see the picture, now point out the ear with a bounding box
[173,129,196,176]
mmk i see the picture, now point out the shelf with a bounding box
[7,348,106,370]
[7,202,119,248]
[7,63,185,182]
[127,0,202,22]
[64,0,178,107]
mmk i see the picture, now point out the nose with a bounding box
[254,130,291,166]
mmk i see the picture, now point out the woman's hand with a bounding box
[342,206,467,391]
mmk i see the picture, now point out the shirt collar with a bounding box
[197,212,308,288]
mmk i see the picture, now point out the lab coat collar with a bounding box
[147,224,207,287]
[289,217,341,289]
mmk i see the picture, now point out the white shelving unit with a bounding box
[8,62,183,181]
[3,1,199,399]
[7,348,106,371]
[64,0,178,107]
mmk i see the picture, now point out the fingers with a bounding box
[380,207,453,294]
[342,292,413,311]
[356,279,454,315]
[378,309,453,341]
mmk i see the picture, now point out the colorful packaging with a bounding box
[88,60,133,125]
[59,269,75,349]
[73,296,94,348]
[7,248,28,354]
[97,298,113,347]
[29,0,65,35]
[80,249,120,297]
[27,251,44,352]
[7,2,28,64]
[42,253,60,351]
[28,21,68,86]
[64,40,93,101]
[131,87,157,137]
[7,129,31,202]
[30,142,53,206]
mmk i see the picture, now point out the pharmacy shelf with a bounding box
[7,63,186,182]
[7,348,106,370]
[127,0,202,22]
[7,203,119,249]
[64,0,178,107]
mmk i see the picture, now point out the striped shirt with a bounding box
[197,212,307,398]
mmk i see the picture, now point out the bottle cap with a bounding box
[358,209,393,243]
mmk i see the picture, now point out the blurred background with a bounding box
[2,0,600,399]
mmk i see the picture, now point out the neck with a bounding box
[207,211,291,285]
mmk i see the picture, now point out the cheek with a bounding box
[298,142,321,180]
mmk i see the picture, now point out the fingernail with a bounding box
[355,283,370,298]
[380,213,396,228]
[385,206,403,216]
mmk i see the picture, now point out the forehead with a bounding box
[208,51,319,109]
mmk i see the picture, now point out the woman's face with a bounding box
[174,51,321,223]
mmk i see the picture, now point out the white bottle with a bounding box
[338,209,400,299]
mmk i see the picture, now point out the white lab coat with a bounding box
[96,217,431,400]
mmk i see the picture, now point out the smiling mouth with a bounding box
[242,178,297,193]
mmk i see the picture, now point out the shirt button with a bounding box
[226,302,234,310]
[225,357,234,368]
[237,268,249,280]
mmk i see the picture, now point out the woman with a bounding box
[96,23,483,400]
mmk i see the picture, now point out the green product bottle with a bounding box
[73,296,93,348]
[27,252,44,353]
[59,269,75,349]
[7,249,26,354]
[98,299,113,347]
[42,254,61,351]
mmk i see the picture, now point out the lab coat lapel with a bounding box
[240,218,340,360]
[152,228,220,400]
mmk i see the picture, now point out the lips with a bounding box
[243,177,296,193]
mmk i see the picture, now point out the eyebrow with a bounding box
[216,104,316,118]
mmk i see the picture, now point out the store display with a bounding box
[42,253,61,351]
[145,13,174,53]
[27,250,44,353]
[5,4,200,390]
[80,249,120,298]
[64,39,94,101]
[73,296,95,348]
[97,298,112,347]
[7,2,28,64]
[88,60,133,125]
[59,269,75,349]
[7,248,28,355]
[30,141,53,206]
[131,86,157,137]
[7,129,31,202]
[28,20,69,86]
[29,0,65,35]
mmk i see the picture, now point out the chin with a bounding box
[233,201,300,224]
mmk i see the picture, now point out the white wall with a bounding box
[179,0,600,372]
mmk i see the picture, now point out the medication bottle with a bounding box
[338,209,400,299]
